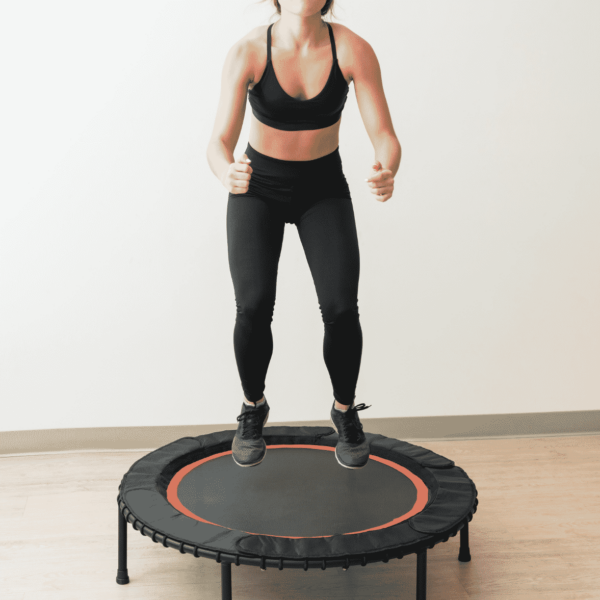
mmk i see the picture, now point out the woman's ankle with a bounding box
[334,400,353,412]
[244,396,265,406]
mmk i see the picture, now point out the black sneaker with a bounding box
[232,396,270,467]
[330,401,371,469]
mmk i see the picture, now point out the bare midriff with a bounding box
[247,113,342,161]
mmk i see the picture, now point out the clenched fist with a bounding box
[365,160,394,202]
[222,153,253,194]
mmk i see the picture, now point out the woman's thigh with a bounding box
[226,193,286,308]
[295,197,360,319]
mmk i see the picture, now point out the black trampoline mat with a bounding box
[167,445,429,538]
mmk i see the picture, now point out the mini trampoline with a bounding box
[116,426,478,600]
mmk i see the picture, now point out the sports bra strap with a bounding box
[267,21,336,64]
[326,22,337,62]
[267,23,273,63]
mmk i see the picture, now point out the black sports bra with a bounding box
[248,22,350,131]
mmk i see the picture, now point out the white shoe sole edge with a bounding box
[232,411,270,468]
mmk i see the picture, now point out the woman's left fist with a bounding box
[365,160,394,202]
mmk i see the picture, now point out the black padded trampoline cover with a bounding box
[119,426,477,560]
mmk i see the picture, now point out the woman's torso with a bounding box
[247,21,353,162]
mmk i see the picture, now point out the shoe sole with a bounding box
[329,415,369,470]
[232,411,270,468]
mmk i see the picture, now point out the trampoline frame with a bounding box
[115,427,478,600]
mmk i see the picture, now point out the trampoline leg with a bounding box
[416,549,426,600]
[458,521,471,562]
[116,506,130,584]
[221,561,232,600]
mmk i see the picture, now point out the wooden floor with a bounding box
[1,434,599,600]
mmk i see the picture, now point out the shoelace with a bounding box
[336,403,371,444]
[237,406,265,439]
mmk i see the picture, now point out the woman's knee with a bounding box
[235,294,276,324]
[320,302,360,326]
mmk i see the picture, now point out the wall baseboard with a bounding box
[1,410,599,456]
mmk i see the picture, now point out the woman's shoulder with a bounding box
[221,26,268,87]
[329,23,373,84]
[225,25,268,59]
[244,24,270,53]
[330,22,371,58]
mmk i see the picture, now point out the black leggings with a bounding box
[226,142,362,405]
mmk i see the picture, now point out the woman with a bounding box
[206,0,401,469]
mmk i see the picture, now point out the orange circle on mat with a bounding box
[166,444,429,539]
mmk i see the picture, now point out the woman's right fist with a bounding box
[222,153,253,194]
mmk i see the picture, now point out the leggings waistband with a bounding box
[245,142,343,176]
[240,142,350,203]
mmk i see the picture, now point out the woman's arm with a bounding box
[348,30,401,201]
[206,34,255,188]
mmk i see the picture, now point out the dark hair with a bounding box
[257,0,337,21]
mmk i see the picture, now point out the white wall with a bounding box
[1,0,599,432]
